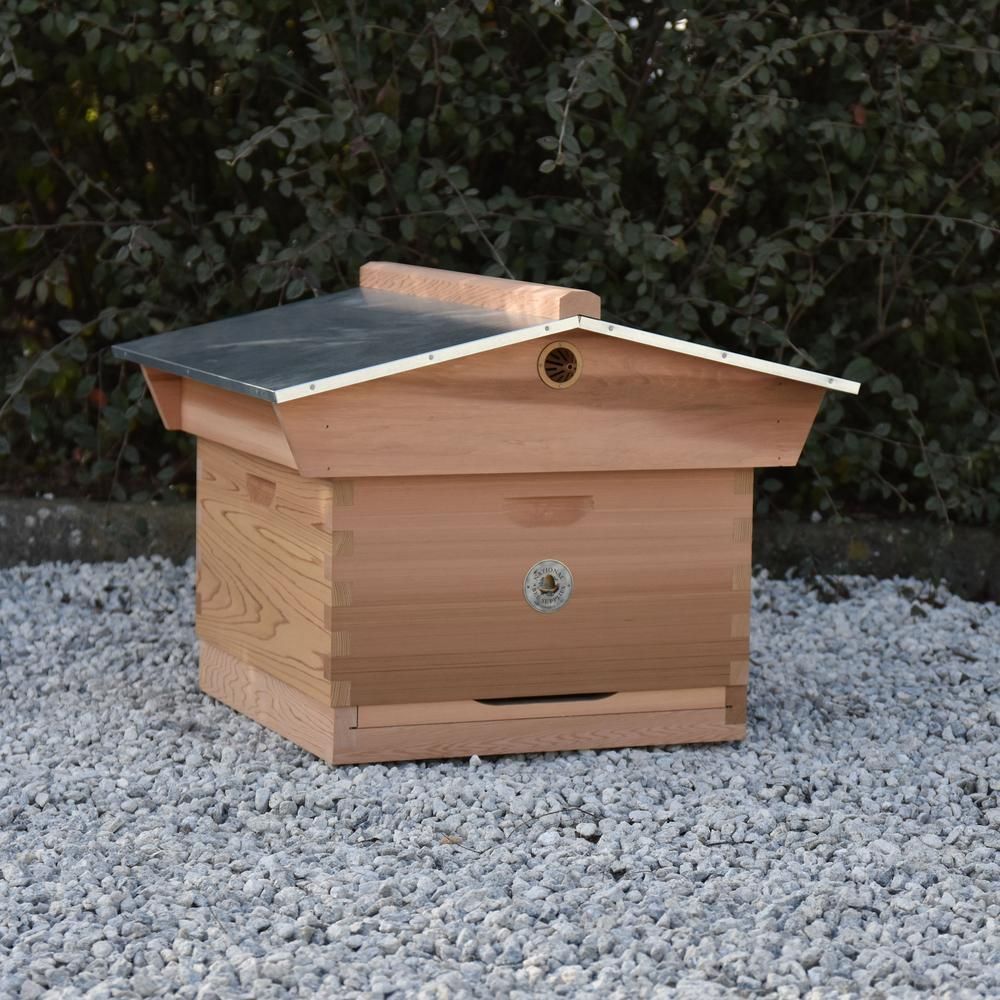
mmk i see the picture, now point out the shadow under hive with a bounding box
[113,262,860,764]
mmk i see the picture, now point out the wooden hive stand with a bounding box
[116,262,859,763]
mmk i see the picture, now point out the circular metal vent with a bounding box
[537,342,582,389]
[524,559,574,613]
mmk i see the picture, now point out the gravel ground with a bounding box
[1,557,998,999]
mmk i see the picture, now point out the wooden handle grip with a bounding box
[359,261,601,320]
[246,473,276,506]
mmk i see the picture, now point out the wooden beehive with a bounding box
[114,262,859,764]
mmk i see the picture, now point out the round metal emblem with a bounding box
[523,559,574,614]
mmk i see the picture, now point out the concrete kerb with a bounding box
[0,497,997,603]
[0,498,195,569]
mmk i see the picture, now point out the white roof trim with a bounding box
[577,316,861,395]
[272,317,582,403]
[273,315,860,404]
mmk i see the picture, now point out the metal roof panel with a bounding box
[112,288,860,401]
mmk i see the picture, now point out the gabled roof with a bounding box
[113,285,860,404]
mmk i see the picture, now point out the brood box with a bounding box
[113,262,859,764]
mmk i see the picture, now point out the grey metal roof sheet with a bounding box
[112,286,861,401]
[111,287,553,403]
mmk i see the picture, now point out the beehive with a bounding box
[113,262,859,763]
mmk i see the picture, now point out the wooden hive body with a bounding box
[117,262,859,763]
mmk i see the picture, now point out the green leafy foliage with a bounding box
[2,1,998,521]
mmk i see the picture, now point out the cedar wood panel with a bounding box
[276,330,825,478]
[325,467,753,705]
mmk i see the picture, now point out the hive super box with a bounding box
[113,262,859,763]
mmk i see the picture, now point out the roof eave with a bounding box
[273,314,860,403]
[576,316,861,396]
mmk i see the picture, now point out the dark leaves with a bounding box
[0,1,997,520]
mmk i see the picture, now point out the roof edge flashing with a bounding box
[273,315,860,404]
[274,318,578,403]
[577,318,861,396]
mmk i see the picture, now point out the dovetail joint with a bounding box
[331,531,354,558]
[730,613,750,638]
[732,517,753,544]
[331,480,354,507]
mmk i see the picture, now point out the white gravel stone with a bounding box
[1,558,998,997]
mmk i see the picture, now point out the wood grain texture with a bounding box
[730,613,751,638]
[725,685,748,725]
[199,641,346,762]
[734,469,754,495]
[334,707,745,765]
[323,652,739,707]
[200,642,743,763]
[141,366,183,429]
[326,467,753,705]
[729,660,750,685]
[359,261,601,320]
[180,379,296,468]
[357,687,726,728]
[277,331,826,478]
[197,439,334,533]
[195,441,334,702]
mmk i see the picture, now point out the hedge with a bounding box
[2,1,999,523]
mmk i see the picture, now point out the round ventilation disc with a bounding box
[523,559,574,613]
[537,342,582,389]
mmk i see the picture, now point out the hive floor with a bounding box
[199,641,746,764]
